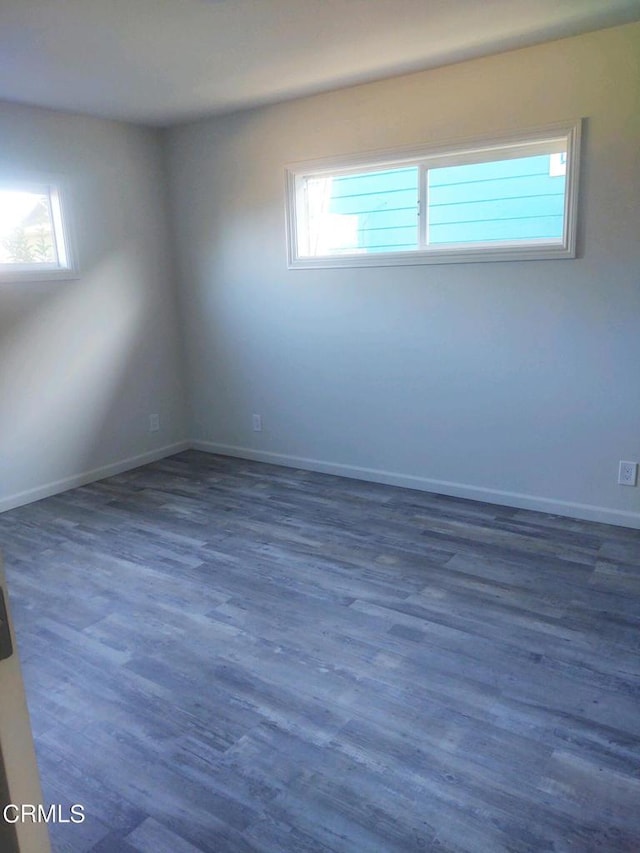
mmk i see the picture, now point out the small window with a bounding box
[0,178,78,281]
[286,120,581,268]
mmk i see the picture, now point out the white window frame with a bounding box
[285,119,582,269]
[0,174,79,283]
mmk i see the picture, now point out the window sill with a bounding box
[0,266,80,284]
[288,240,574,270]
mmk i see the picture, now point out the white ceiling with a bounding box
[1,0,639,127]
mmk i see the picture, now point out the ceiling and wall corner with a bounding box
[0,0,639,125]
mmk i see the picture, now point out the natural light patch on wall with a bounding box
[0,248,146,493]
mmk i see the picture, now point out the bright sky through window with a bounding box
[0,180,76,280]
[0,189,57,265]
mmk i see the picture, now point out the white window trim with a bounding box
[285,119,582,269]
[0,173,79,283]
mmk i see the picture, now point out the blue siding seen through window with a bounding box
[301,152,567,256]
[326,167,418,253]
[427,154,566,244]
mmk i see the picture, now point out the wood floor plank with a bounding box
[1,450,639,852]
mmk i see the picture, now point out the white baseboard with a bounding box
[191,440,640,530]
[3,438,638,529]
[0,441,190,514]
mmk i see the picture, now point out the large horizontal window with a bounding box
[286,120,581,268]
[0,177,78,281]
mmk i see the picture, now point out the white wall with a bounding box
[0,102,188,511]
[166,23,640,528]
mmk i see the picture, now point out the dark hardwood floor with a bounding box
[1,450,639,852]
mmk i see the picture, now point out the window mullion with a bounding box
[418,164,428,250]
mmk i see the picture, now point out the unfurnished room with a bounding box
[0,2,640,851]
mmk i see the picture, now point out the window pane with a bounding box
[301,167,418,256]
[427,154,567,246]
[0,190,58,265]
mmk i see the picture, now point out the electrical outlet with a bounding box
[252,414,262,432]
[149,414,160,433]
[618,461,638,486]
